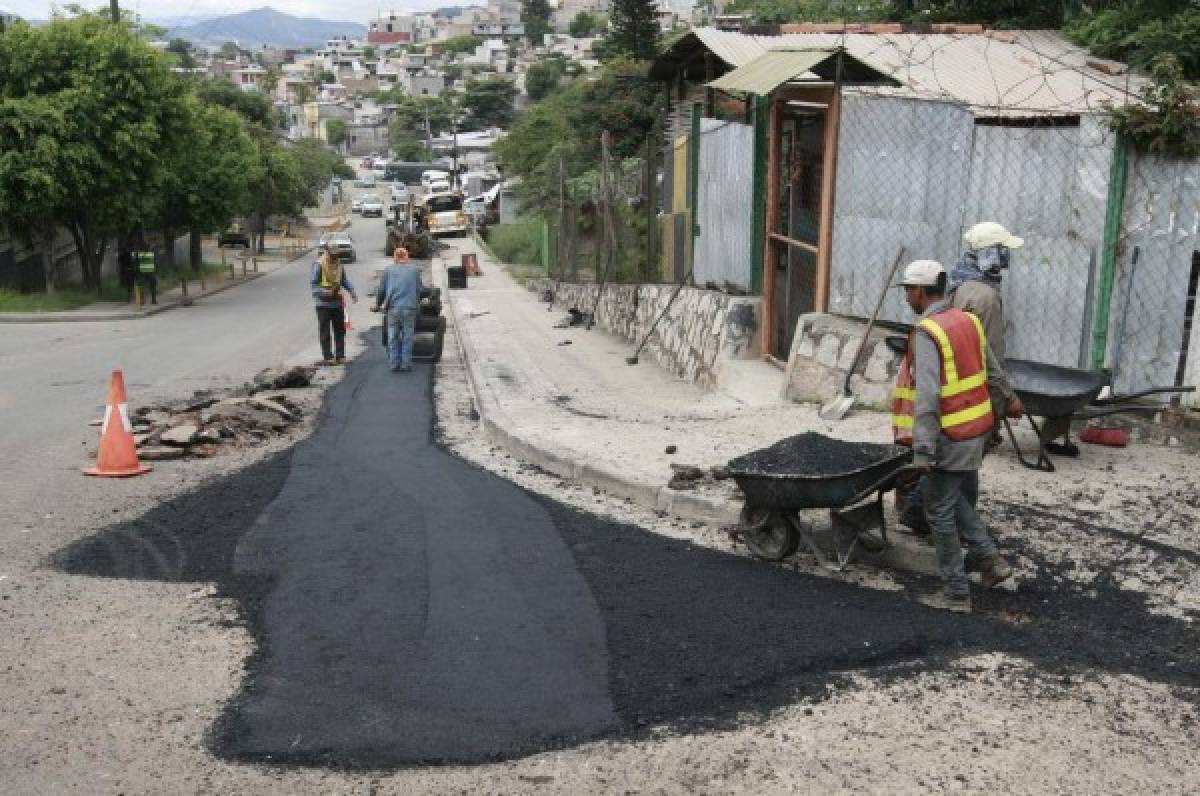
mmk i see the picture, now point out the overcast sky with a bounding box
[2,2,451,23]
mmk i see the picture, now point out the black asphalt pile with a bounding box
[728,432,903,476]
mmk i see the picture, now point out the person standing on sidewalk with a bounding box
[311,247,358,365]
[891,259,1014,613]
[132,233,159,305]
[371,247,423,373]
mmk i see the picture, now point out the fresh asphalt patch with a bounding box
[50,343,1199,770]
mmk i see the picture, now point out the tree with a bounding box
[363,45,376,60]
[440,35,483,55]
[326,118,347,148]
[606,0,658,61]
[0,13,187,291]
[390,135,428,161]
[461,76,518,130]
[151,97,261,269]
[318,69,336,84]
[521,0,553,44]
[219,40,239,59]
[196,77,277,127]
[525,59,565,101]
[569,11,604,37]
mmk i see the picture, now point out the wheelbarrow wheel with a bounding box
[739,506,798,562]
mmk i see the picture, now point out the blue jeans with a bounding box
[387,308,417,369]
[922,470,997,594]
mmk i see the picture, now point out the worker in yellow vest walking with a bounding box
[891,260,1019,612]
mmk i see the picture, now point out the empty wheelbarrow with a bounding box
[1004,359,1194,472]
[726,433,915,570]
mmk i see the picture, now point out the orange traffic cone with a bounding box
[342,293,352,332]
[84,370,152,478]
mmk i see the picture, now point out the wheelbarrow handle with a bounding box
[1093,385,1196,405]
[845,464,921,506]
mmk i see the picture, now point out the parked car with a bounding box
[361,197,385,217]
[354,174,376,188]
[323,232,356,262]
[391,183,410,202]
[428,179,452,194]
[218,224,250,247]
[372,165,388,181]
[351,197,364,213]
[421,192,468,237]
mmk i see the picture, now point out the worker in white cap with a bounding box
[900,222,1028,536]
[891,259,1017,612]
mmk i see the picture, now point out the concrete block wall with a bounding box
[528,279,761,388]
[783,312,904,409]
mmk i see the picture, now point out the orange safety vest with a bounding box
[891,308,994,445]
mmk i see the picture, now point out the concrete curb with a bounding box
[0,267,277,324]
[444,282,938,575]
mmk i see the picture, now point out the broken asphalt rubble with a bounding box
[89,365,314,462]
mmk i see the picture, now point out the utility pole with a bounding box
[110,0,119,23]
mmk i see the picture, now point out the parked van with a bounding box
[421,192,467,237]
[385,161,436,184]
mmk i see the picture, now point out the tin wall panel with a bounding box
[693,118,755,292]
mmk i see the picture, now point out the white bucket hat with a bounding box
[964,221,1024,250]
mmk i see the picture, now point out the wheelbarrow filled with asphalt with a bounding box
[1003,359,1194,472]
[727,432,914,570]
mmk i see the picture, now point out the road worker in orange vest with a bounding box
[892,259,1020,613]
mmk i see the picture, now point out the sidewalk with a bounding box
[437,238,941,574]
[0,242,312,324]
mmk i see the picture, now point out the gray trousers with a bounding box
[922,469,997,594]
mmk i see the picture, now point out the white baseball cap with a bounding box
[964,221,1024,250]
[896,259,945,287]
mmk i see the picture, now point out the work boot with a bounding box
[921,589,971,614]
[321,357,336,366]
[978,556,1014,590]
[335,356,347,365]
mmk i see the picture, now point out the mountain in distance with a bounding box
[168,7,366,48]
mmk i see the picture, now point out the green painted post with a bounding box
[1089,136,1130,371]
[750,95,768,296]
[541,218,551,273]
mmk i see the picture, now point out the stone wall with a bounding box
[527,278,761,388]
[783,312,905,409]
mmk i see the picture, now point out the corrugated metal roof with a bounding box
[708,48,901,94]
[692,28,1147,115]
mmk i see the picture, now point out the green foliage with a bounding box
[486,218,544,266]
[496,58,658,210]
[195,77,277,127]
[219,41,239,59]
[522,0,553,43]
[444,64,464,82]
[391,135,428,161]
[606,0,658,61]
[1067,6,1200,80]
[152,97,262,249]
[441,35,483,55]
[326,118,347,147]
[461,76,518,129]
[525,59,565,100]
[318,70,336,84]
[1109,54,1200,158]
[569,11,604,37]
[387,94,452,149]
[0,13,188,289]
[363,45,376,60]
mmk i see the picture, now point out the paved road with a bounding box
[5,184,1004,769]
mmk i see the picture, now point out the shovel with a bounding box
[819,247,906,421]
